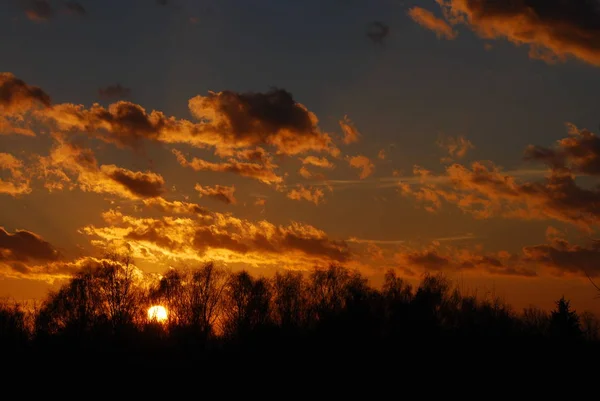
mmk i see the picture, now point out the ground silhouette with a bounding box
[2,253,600,384]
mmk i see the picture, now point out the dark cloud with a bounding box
[188,88,338,155]
[98,84,132,100]
[65,1,86,16]
[0,227,61,262]
[0,72,51,114]
[102,165,165,198]
[523,237,600,277]
[395,245,536,277]
[24,0,53,21]
[436,0,600,66]
[195,184,237,205]
[43,88,338,155]
[525,124,600,175]
[367,21,390,44]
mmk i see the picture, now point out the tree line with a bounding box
[2,253,600,372]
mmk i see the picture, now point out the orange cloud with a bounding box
[172,149,283,185]
[0,72,51,114]
[40,89,338,156]
[287,185,325,205]
[348,155,374,179]
[339,115,361,145]
[437,134,474,162]
[188,89,339,155]
[400,158,600,230]
[436,0,600,66]
[0,72,51,136]
[195,184,237,205]
[82,209,351,270]
[377,149,386,160]
[0,153,31,196]
[408,6,457,40]
[300,156,334,169]
[142,197,211,216]
[37,136,166,199]
[525,124,600,175]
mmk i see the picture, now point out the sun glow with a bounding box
[147,305,168,323]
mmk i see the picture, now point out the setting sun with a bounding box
[147,305,168,323]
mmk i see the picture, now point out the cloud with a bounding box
[525,123,600,175]
[195,184,237,205]
[0,227,61,262]
[254,198,267,207]
[436,0,600,66]
[408,6,457,40]
[82,209,351,270]
[0,226,95,283]
[0,153,31,196]
[65,1,86,16]
[101,165,165,198]
[377,149,386,160]
[339,115,361,145]
[300,156,334,169]
[399,158,600,230]
[394,242,535,277]
[41,88,338,156]
[348,155,374,179]
[37,136,166,199]
[24,0,53,21]
[523,235,600,278]
[98,84,131,100]
[437,134,474,162]
[0,72,51,115]
[173,149,283,185]
[188,88,339,155]
[142,197,211,216]
[366,21,390,44]
[298,166,313,179]
[287,185,325,205]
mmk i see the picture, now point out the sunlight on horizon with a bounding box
[147,305,168,323]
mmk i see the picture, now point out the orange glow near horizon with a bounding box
[147,305,168,323]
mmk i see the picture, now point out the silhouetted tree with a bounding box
[580,311,600,342]
[0,299,29,350]
[96,252,143,332]
[222,271,272,339]
[549,297,582,341]
[270,270,309,330]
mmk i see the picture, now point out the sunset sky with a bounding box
[2,0,600,314]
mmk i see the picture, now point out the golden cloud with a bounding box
[348,155,375,179]
[287,185,325,205]
[37,136,166,199]
[172,149,283,185]
[82,209,351,270]
[339,115,361,145]
[435,0,600,66]
[195,183,237,205]
[408,6,457,39]
[0,153,31,196]
[437,134,474,163]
